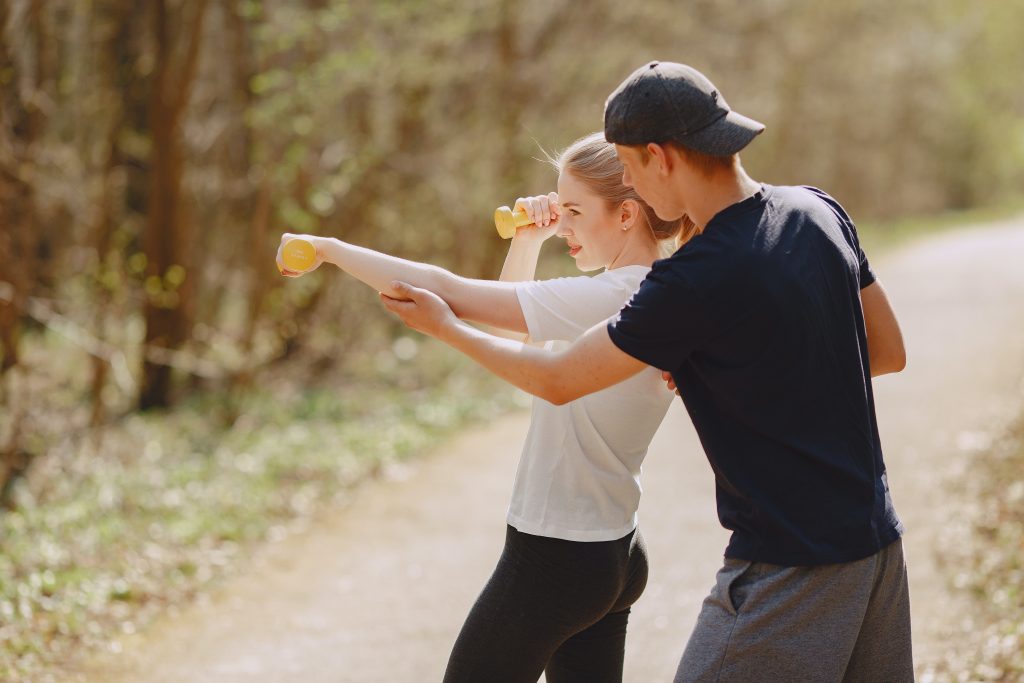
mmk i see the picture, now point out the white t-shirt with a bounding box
[508,265,674,542]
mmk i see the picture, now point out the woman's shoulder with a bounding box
[594,264,651,289]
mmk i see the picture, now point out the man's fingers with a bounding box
[390,280,416,298]
[660,370,678,392]
[380,292,410,313]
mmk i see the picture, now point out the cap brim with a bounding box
[680,110,765,156]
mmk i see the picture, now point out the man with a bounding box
[382,61,912,681]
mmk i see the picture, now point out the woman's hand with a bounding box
[662,371,680,396]
[276,233,328,277]
[512,192,560,244]
[380,281,458,340]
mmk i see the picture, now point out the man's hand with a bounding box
[380,281,458,339]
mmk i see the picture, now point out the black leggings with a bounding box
[443,525,649,683]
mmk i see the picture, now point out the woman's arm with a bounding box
[488,193,560,341]
[277,195,559,336]
[278,234,529,334]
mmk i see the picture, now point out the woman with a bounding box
[277,132,691,682]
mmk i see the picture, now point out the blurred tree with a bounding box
[0,0,1022,506]
[0,0,51,375]
[81,0,153,424]
[139,0,209,410]
[0,0,55,503]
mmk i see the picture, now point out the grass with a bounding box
[922,415,1024,681]
[0,337,525,682]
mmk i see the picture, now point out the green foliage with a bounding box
[0,340,524,681]
[3,1,1024,679]
[8,0,1024,417]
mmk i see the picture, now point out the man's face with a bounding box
[614,143,684,222]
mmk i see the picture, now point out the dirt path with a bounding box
[80,220,1024,682]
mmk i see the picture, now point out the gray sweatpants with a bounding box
[675,539,913,683]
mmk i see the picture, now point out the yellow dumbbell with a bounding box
[493,206,536,239]
[278,237,318,273]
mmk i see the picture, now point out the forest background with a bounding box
[2,1,1023,680]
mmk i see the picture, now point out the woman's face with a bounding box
[555,171,629,272]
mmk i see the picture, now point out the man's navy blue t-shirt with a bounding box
[607,184,902,566]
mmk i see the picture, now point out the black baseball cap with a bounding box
[604,61,765,156]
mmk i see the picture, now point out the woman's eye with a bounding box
[568,209,580,216]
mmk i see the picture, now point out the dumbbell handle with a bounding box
[493,206,535,239]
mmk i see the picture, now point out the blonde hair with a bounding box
[550,133,698,246]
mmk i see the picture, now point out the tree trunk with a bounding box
[139,0,209,410]
[0,0,52,503]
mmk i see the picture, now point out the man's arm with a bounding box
[381,281,648,404]
[861,280,906,376]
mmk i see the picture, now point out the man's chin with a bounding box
[653,205,686,222]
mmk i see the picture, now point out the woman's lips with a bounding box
[569,245,582,257]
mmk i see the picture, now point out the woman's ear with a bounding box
[620,199,640,231]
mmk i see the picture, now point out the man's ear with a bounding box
[646,142,673,175]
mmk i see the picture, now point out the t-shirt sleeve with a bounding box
[846,217,876,289]
[803,186,876,289]
[514,272,644,342]
[606,264,709,373]
[855,240,876,289]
